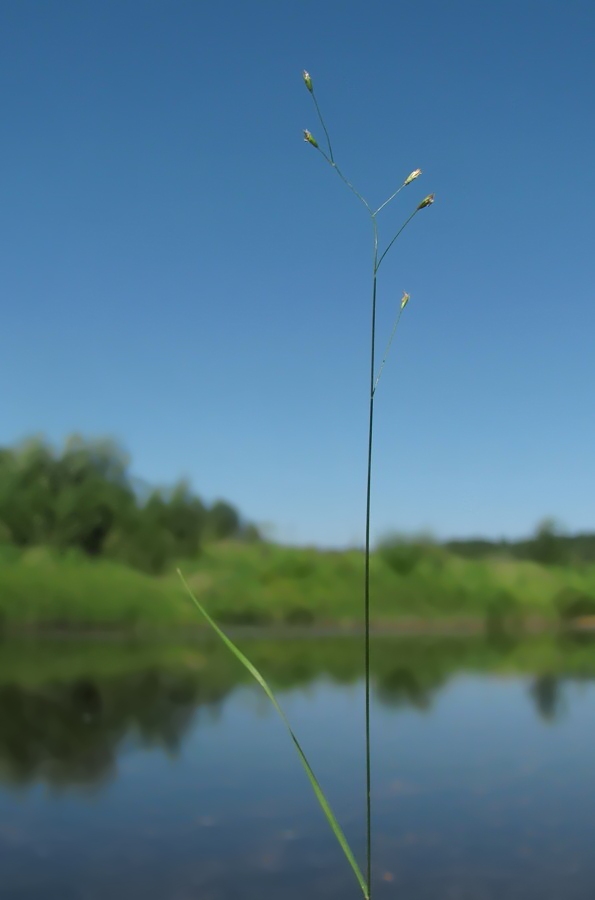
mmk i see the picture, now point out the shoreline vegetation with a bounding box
[1,435,595,633]
[2,537,595,633]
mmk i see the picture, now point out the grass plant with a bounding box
[179,70,435,899]
[302,69,434,897]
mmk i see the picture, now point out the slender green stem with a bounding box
[332,161,372,212]
[177,74,431,900]
[376,208,419,271]
[305,79,432,899]
[373,183,405,216]
[306,112,377,900]
[310,90,371,213]
[373,306,404,394]
[364,217,379,899]
[312,90,334,163]
[316,146,371,212]
[315,146,334,166]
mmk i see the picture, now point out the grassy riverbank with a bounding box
[2,540,595,632]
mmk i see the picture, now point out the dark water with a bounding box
[1,635,595,899]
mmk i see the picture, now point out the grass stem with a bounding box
[180,71,434,900]
[364,216,379,896]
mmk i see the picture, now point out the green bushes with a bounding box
[485,590,521,636]
[1,540,595,631]
[0,435,255,574]
[447,520,595,567]
[377,534,446,576]
[555,587,595,622]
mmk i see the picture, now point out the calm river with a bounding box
[1,634,595,899]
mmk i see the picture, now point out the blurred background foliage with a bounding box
[1,435,595,631]
[0,435,256,574]
[445,518,595,567]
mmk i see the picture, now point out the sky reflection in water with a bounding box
[1,636,595,899]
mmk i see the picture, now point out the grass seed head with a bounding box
[302,70,313,92]
[403,168,422,186]
[303,129,319,148]
[417,193,435,210]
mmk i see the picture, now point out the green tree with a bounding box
[204,500,240,540]
[528,518,568,566]
[0,434,253,572]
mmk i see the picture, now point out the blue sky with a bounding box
[1,0,594,546]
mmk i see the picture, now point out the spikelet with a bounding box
[302,70,313,92]
[303,129,319,148]
[403,169,422,186]
[417,193,435,210]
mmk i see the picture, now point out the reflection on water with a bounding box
[1,635,595,898]
[0,671,203,787]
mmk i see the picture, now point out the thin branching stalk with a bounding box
[179,71,434,900]
[303,70,434,900]
[374,294,410,394]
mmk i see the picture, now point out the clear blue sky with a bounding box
[2,0,594,547]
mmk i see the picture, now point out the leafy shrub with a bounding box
[555,587,595,621]
[378,535,438,576]
[485,590,520,635]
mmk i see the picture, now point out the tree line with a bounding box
[378,518,595,574]
[0,436,258,573]
[445,519,595,566]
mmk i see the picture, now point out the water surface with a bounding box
[1,635,595,899]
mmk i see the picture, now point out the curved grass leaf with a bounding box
[177,569,369,899]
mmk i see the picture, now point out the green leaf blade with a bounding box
[177,569,369,899]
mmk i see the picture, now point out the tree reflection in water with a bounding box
[0,633,595,788]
